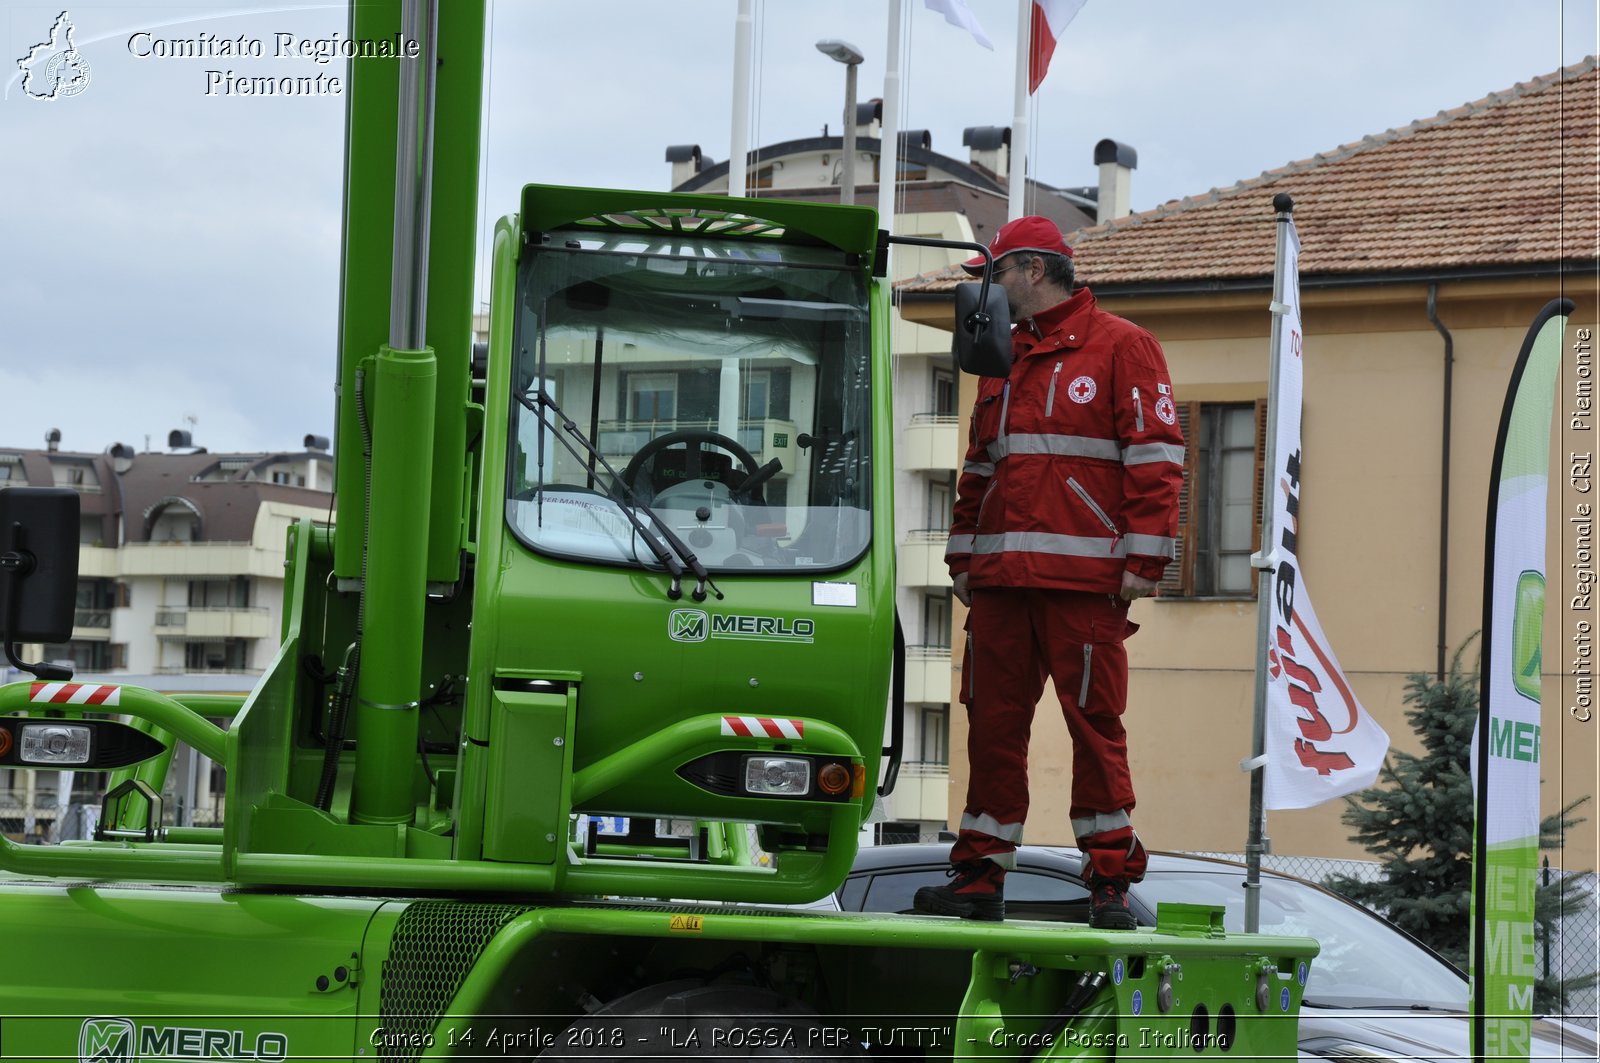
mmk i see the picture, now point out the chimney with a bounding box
[45,428,61,453]
[854,98,883,140]
[963,126,1010,181]
[1093,138,1137,223]
[665,144,703,190]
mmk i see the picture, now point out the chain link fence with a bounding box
[1186,850,1599,1030]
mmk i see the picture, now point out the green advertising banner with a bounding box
[1471,298,1572,1061]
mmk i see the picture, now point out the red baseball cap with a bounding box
[961,215,1073,274]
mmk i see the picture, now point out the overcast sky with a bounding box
[2,1,1594,456]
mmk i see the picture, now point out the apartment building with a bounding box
[0,432,333,839]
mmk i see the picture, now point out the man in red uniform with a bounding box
[913,217,1184,928]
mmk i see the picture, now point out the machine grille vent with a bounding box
[379,901,531,1061]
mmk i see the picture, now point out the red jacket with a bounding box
[946,287,1184,593]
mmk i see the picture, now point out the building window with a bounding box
[927,474,953,532]
[185,640,249,672]
[744,370,771,419]
[1161,400,1266,598]
[41,640,114,671]
[920,707,949,765]
[189,577,249,608]
[933,370,956,416]
[922,591,951,650]
[628,373,677,422]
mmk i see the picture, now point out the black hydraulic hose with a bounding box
[1427,284,1453,681]
[315,368,373,811]
[1021,970,1109,1062]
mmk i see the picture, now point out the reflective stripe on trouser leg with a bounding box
[951,587,1047,869]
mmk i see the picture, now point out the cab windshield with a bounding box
[508,227,872,572]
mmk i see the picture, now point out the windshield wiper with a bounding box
[515,387,722,603]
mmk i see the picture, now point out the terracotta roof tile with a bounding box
[902,58,1597,292]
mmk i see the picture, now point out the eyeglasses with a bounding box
[991,258,1030,278]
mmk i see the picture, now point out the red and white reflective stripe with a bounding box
[28,682,122,707]
[720,716,803,740]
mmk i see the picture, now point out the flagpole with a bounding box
[1244,192,1295,934]
[1007,0,1029,218]
[729,0,754,199]
[878,0,904,251]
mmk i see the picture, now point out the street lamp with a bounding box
[815,38,864,205]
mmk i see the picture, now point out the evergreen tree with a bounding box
[1324,636,1595,1014]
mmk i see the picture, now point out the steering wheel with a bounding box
[621,429,766,498]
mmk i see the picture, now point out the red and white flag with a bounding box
[1029,0,1086,93]
[924,0,994,50]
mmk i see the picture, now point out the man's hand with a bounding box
[953,571,971,607]
[1119,571,1158,601]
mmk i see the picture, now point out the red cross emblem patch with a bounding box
[1068,375,1097,403]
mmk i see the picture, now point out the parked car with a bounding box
[839,843,1597,1061]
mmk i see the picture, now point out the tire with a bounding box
[544,980,861,1060]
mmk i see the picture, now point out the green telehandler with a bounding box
[0,2,1313,1059]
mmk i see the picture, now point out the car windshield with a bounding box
[508,228,873,572]
[1136,869,1468,1011]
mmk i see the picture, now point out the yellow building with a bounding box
[901,59,1599,871]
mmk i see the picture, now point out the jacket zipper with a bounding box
[1132,387,1144,432]
[1067,476,1120,541]
[1078,644,1093,708]
[1046,361,1062,416]
[966,631,976,702]
[999,380,1012,437]
[976,478,1000,526]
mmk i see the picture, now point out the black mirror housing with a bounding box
[0,488,81,676]
[953,282,1014,378]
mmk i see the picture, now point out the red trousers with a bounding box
[952,587,1148,883]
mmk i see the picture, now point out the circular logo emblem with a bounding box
[1280,987,1292,1012]
[1067,376,1097,404]
[1112,958,1125,985]
[45,50,91,98]
[1131,989,1143,1016]
[1298,961,1309,986]
[1155,395,1177,425]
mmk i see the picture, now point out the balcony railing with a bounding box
[898,529,953,589]
[904,644,954,704]
[154,606,272,641]
[73,609,111,629]
[900,413,960,472]
[881,759,952,823]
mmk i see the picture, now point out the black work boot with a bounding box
[913,860,1006,921]
[1087,876,1136,930]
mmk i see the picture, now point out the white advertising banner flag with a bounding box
[1262,219,1391,810]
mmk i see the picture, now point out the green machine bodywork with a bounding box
[0,1,1314,1058]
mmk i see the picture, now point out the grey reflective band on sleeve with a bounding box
[989,433,1122,463]
[1122,442,1186,466]
[972,531,1124,559]
[964,461,996,477]
[1122,533,1177,558]
[945,534,977,557]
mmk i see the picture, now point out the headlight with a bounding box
[744,756,811,796]
[19,723,92,765]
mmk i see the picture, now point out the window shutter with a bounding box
[1252,397,1269,554]
[1159,401,1201,597]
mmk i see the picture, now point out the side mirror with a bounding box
[0,487,81,680]
[953,281,1014,378]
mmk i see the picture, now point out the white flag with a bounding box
[1029,0,1087,92]
[925,0,994,50]
[1262,218,1390,810]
